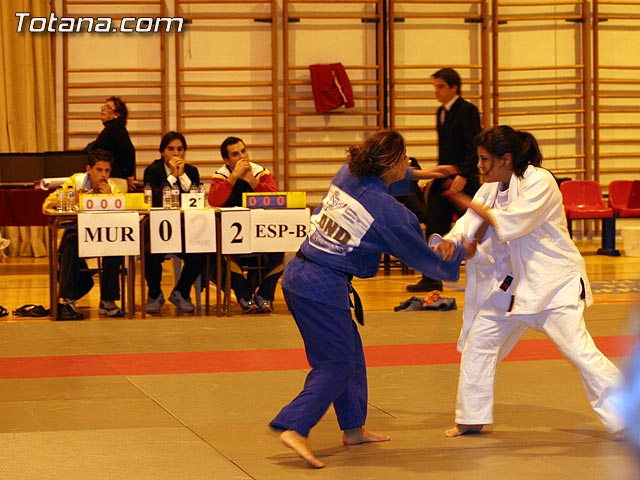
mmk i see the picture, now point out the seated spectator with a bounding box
[143,131,206,314]
[208,136,284,314]
[42,149,124,320]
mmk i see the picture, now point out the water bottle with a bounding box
[198,183,206,194]
[171,182,180,209]
[190,183,198,193]
[162,183,172,209]
[56,186,65,212]
[66,188,75,212]
[144,183,153,208]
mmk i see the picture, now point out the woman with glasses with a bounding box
[86,96,136,192]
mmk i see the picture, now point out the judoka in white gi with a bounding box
[434,125,624,437]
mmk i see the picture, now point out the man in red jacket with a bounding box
[208,137,284,314]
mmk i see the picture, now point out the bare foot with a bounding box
[343,427,391,445]
[279,430,325,469]
[444,424,484,437]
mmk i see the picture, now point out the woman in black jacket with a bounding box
[87,96,136,192]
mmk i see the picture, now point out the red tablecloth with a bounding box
[0,189,50,226]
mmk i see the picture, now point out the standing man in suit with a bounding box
[407,68,482,293]
[143,131,205,314]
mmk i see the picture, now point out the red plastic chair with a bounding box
[559,180,619,256]
[609,180,640,218]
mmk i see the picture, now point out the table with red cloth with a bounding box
[0,189,49,226]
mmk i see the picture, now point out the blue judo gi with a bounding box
[269,165,466,437]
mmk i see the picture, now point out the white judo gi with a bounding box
[444,166,624,433]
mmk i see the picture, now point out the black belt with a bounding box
[295,250,364,326]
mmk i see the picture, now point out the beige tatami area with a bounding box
[0,240,639,479]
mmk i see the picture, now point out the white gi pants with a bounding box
[455,301,624,433]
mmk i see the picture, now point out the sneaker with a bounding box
[99,300,124,317]
[239,297,258,314]
[406,278,443,293]
[169,290,195,313]
[57,302,84,321]
[255,295,273,314]
[146,292,165,313]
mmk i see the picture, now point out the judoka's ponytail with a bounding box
[514,130,542,176]
[474,125,542,177]
[348,130,406,179]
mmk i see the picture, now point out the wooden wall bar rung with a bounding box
[180,96,274,103]
[181,112,275,118]
[516,123,586,131]
[496,0,581,5]
[179,81,273,88]
[499,65,584,72]
[180,13,273,19]
[181,127,275,134]
[67,0,160,3]
[288,157,349,163]
[287,0,379,3]
[179,0,272,3]
[395,13,483,19]
[289,126,380,132]
[498,14,582,21]
[498,109,585,116]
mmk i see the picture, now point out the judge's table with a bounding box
[45,191,311,318]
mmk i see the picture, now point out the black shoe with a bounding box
[406,278,443,292]
[57,303,84,321]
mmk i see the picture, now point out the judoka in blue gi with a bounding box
[269,130,476,468]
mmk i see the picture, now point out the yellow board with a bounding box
[242,191,306,209]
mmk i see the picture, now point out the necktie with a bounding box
[440,107,447,125]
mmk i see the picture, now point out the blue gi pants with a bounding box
[269,290,368,437]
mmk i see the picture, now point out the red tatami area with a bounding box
[0,334,633,379]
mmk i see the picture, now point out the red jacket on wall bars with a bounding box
[309,63,355,113]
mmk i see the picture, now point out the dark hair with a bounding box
[348,130,406,179]
[159,131,187,153]
[474,125,543,177]
[106,96,129,122]
[431,68,462,95]
[88,148,114,167]
[220,136,244,160]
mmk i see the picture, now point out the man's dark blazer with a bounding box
[436,96,481,195]
[142,158,200,208]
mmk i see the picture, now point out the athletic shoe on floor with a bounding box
[99,300,123,317]
[406,278,443,292]
[57,302,84,321]
[255,295,273,314]
[146,291,165,313]
[169,290,195,313]
[239,297,258,314]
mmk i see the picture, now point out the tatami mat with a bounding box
[0,305,638,479]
